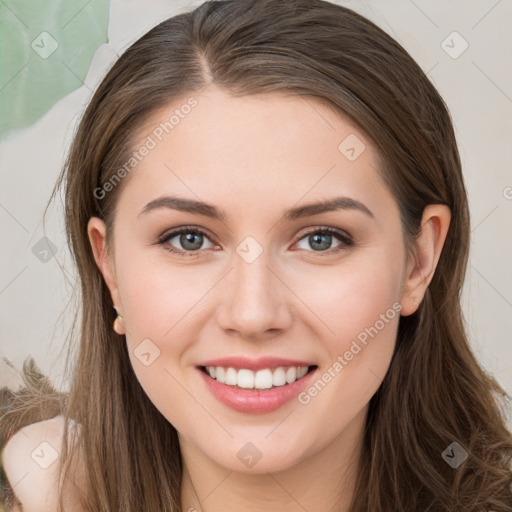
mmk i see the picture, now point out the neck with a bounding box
[180,406,367,512]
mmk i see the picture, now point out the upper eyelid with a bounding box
[158,226,218,244]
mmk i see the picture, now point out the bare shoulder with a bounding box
[1,415,86,512]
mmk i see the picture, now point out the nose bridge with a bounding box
[217,240,291,336]
[234,249,273,303]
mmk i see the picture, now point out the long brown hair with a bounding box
[2,0,511,510]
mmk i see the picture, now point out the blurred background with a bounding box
[1,0,511,424]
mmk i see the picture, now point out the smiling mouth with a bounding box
[199,364,318,391]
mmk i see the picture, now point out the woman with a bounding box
[1,0,511,510]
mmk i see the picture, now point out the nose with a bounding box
[215,250,294,339]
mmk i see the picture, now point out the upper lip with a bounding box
[197,356,316,372]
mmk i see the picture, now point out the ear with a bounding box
[400,204,451,316]
[87,217,122,315]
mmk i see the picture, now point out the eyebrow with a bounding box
[138,195,375,221]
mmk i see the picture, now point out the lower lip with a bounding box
[197,366,318,414]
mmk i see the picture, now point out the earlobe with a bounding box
[400,204,451,316]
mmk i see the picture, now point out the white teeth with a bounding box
[215,367,226,384]
[272,367,287,387]
[254,369,273,389]
[285,367,297,384]
[297,366,308,379]
[225,367,238,385]
[237,369,254,389]
[204,365,311,389]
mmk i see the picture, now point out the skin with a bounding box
[86,85,451,512]
[1,416,86,512]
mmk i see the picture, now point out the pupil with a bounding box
[310,233,331,251]
[181,233,202,250]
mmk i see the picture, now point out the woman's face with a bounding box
[89,86,414,473]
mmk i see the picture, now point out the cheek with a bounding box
[115,258,204,431]
[290,250,403,414]
[116,248,208,344]
[292,247,403,346]
[113,250,221,421]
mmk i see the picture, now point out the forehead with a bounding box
[116,86,395,224]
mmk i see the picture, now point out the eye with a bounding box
[156,226,217,256]
[294,227,353,255]
[155,225,353,257]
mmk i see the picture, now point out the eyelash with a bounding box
[155,225,353,257]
